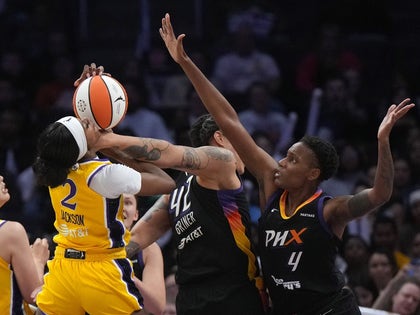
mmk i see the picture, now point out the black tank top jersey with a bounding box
[131,251,144,280]
[258,189,345,314]
[168,172,261,288]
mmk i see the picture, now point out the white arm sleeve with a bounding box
[89,163,142,199]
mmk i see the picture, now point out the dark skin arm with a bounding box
[158,13,278,209]
[324,99,414,238]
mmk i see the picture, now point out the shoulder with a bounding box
[0,221,28,261]
[0,220,26,239]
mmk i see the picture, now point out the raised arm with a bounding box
[326,99,414,234]
[159,13,277,182]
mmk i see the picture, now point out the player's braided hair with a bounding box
[300,135,339,181]
[32,122,79,187]
[189,114,219,147]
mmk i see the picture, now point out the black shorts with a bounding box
[176,279,265,315]
[270,287,361,315]
[304,287,361,315]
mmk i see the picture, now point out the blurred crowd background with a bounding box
[1,0,420,310]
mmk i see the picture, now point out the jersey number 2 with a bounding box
[61,179,77,210]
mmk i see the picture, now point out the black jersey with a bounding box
[168,173,265,314]
[169,172,261,286]
[258,188,349,315]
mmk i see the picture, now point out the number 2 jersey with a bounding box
[258,189,345,314]
[168,172,263,290]
[49,158,141,252]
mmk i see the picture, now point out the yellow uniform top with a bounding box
[49,160,130,252]
[0,219,23,314]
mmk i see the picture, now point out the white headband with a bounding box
[57,116,88,161]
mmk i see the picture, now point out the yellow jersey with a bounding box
[49,160,130,252]
[0,220,23,314]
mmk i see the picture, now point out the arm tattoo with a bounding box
[179,147,233,170]
[202,147,233,161]
[181,148,201,170]
[123,141,167,161]
[348,190,374,218]
[142,196,169,223]
[125,240,140,259]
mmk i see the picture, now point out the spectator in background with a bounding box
[308,73,369,143]
[0,50,30,100]
[370,215,410,269]
[367,247,398,294]
[348,275,378,308]
[400,190,420,256]
[321,141,368,197]
[295,23,362,95]
[407,138,420,183]
[123,193,166,315]
[407,231,420,262]
[341,234,371,285]
[238,81,292,153]
[211,21,281,110]
[116,80,174,143]
[372,267,420,315]
[33,55,76,118]
[392,156,415,207]
[0,106,36,223]
[142,43,175,109]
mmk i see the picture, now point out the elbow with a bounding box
[370,189,392,208]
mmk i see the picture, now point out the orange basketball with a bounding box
[73,75,128,129]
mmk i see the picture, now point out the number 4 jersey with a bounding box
[258,189,346,314]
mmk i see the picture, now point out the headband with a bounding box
[56,116,88,161]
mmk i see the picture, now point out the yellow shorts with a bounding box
[36,247,142,315]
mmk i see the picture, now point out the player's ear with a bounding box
[212,130,225,147]
[307,167,321,181]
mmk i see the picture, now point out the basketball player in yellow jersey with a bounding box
[0,175,50,314]
[32,116,175,315]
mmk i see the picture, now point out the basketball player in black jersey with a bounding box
[158,13,415,315]
[76,70,267,313]
[115,114,266,315]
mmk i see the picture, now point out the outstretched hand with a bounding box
[73,62,110,87]
[159,13,188,64]
[378,98,415,140]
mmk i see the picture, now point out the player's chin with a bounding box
[273,176,285,188]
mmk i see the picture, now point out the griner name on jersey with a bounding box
[170,175,204,249]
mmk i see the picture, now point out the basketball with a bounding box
[73,75,128,130]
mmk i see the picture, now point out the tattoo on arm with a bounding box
[181,147,201,169]
[126,241,140,259]
[142,196,170,223]
[178,146,232,170]
[123,141,167,161]
[348,190,374,218]
[202,147,233,161]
